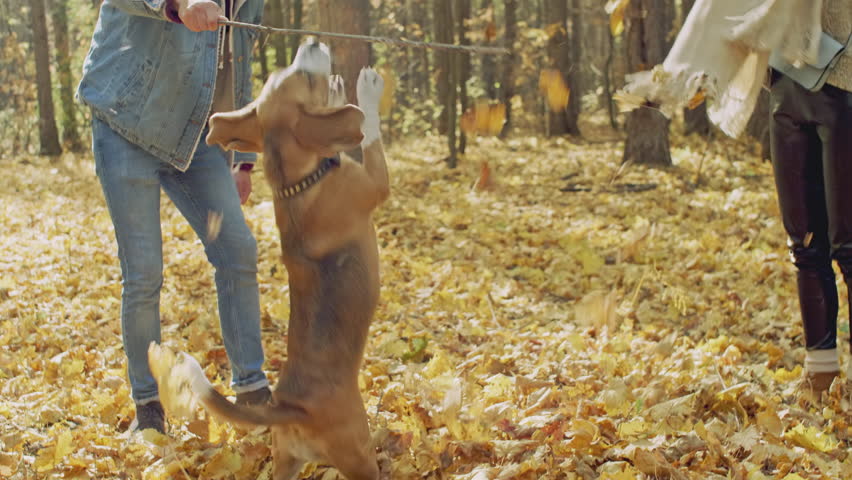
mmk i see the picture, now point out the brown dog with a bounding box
[175,40,387,480]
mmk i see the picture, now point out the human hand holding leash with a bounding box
[176,0,224,32]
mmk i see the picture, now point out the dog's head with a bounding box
[206,40,364,181]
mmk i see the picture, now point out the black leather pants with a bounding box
[769,73,852,351]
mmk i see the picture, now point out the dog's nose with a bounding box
[293,41,331,76]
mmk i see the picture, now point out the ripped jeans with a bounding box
[769,72,852,352]
[92,117,268,403]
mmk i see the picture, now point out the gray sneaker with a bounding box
[133,401,165,434]
[235,386,272,406]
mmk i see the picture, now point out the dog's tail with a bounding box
[174,353,308,427]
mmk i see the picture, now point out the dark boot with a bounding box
[235,386,272,406]
[133,400,165,434]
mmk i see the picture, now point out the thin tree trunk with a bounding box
[456,0,471,154]
[266,0,288,67]
[481,0,497,100]
[30,0,61,156]
[604,27,618,129]
[317,0,369,162]
[51,0,84,152]
[317,0,370,104]
[500,0,518,137]
[432,0,456,164]
[289,0,303,63]
[622,0,671,166]
[258,2,270,79]
[433,0,452,136]
[544,0,569,136]
[566,0,582,133]
[680,0,711,136]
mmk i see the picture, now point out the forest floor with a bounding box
[1,130,851,479]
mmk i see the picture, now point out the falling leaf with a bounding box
[575,290,619,330]
[544,22,565,39]
[605,0,631,36]
[475,160,493,191]
[538,69,570,111]
[484,21,497,42]
[207,210,223,243]
[687,90,706,110]
[486,103,505,135]
[461,100,506,137]
[613,91,647,112]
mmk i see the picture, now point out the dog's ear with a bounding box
[293,105,365,156]
[206,103,264,153]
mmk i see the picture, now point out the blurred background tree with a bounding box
[2,0,768,166]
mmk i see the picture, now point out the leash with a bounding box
[219,19,511,56]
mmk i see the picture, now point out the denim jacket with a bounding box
[77,0,263,171]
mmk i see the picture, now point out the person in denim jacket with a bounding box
[77,0,269,433]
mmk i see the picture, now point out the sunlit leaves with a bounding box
[2,134,851,479]
[379,66,397,117]
[784,424,839,453]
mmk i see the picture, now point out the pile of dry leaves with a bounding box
[1,132,850,479]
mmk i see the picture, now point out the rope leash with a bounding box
[219,19,510,56]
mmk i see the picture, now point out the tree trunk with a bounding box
[289,0,304,64]
[408,0,430,98]
[51,0,84,152]
[579,0,609,110]
[481,0,497,100]
[317,0,369,162]
[561,0,583,134]
[680,0,711,136]
[456,0,471,154]
[433,0,452,136]
[500,0,518,137]
[543,0,571,136]
[266,0,288,67]
[317,0,370,105]
[622,0,671,166]
[432,0,457,165]
[566,0,583,133]
[30,0,61,156]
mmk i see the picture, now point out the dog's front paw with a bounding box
[357,68,383,146]
[357,67,384,112]
[328,75,346,107]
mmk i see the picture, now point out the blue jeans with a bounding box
[92,117,268,404]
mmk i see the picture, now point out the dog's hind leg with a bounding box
[324,408,378,480]
[272,430,305,480]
